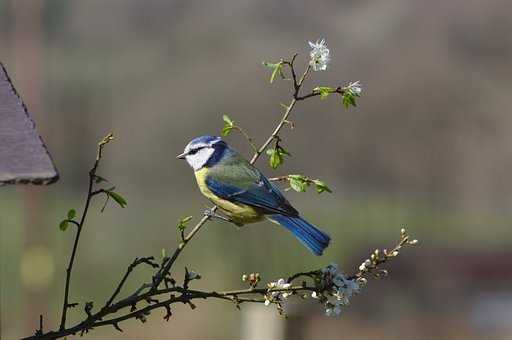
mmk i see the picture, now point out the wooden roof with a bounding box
[0,63,58,185]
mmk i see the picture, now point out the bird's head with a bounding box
[177,135,228,170]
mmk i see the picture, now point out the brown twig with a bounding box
[296,86,345,101]
[250,64,311,164]
[58,133,114,331]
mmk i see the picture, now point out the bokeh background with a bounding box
[1,0,512,339]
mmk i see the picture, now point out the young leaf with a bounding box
[94,175,108,184]
[267,145,291,169]
[270,63,282,84]
[289,177,307,192]
[222,114,234,125]
[67,209,76,220]
[177,216,193,231]
[221,125,234,136]
[267,149,282,169]
[59,220,69,231]
[221,114,235,136]
[314,86,334,100]
[313,180,332,193]
[108,191,127,208]
[277,145,291,157]
[262,61,278,69]
[342,92,357,109]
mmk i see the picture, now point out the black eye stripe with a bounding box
[188,147,203,155]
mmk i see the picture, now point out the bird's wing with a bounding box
[205,158,298,217]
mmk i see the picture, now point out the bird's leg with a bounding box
[203,209,234,224]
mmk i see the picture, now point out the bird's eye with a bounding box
[188,148,199,155]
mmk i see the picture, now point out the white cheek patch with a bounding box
[186,147,215,171]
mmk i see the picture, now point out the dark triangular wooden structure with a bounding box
[0,63,59,185]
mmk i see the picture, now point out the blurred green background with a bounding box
[1,0,512,339]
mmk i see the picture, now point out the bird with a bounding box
[177,135,330,255]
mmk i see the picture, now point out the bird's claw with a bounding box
[204,209,233,223]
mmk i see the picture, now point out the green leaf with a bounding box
[108,191,127,208]
[262,61,278,69]
[267,145,291,169]
[288,174,304,181]
[342,93,357,109]
[221,114,236,136]
[313,180,333,194]
[268,149,282,169]
[270,63,282,84]
[221,125,234,136]
[67,209,76,220]
[288,175,309,192]
[177,216,193,231]
[59,220,69,231]
[262,61,285,83]
[314,86,334,100]
[94,175,108,183]
[222,114,234,125]
[277,146,291,157]
[289,177,307,192]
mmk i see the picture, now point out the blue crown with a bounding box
[189,135,223,147]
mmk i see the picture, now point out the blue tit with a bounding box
[177,135,330,255]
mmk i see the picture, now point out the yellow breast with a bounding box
[194,168,263,225]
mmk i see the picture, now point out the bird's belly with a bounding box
[195,168,263,225]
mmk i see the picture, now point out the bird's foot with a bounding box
[203,209,233,223]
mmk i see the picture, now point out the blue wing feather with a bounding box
[206,174,298,216]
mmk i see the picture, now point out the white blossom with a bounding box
[359,259,371,271]
[319,263,360,317]
[308,38,330,71]
[265,278,292,305]
[347,81,362,96]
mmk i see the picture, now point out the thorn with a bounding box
[113,323,123,332]
[164,305,172,321]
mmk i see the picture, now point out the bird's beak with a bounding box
[176,152,187,159]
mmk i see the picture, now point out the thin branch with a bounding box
[232,125,257,153]
[282,53,299,91]
[104,257,159,308]
[23,226,417,340]
[22,284,316,340]
[62,220,80,228]
[58,133,114,331]
[250,64,311,164]
[296,86,345,101]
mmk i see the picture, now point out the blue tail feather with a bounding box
[269,215,330,255]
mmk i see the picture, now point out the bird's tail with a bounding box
[268,215,330,256]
